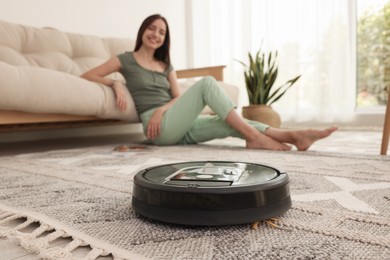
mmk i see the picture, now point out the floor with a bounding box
[0,128,388,259]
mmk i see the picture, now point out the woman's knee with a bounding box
[200,76,217,86]
[191,76,217,88]
[196,76,219,93]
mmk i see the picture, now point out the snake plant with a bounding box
[237,49,301,106]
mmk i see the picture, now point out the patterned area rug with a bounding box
[0,141,389,259]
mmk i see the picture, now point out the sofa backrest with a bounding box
[0,20,135,76]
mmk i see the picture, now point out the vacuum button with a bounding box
[187,183,199,188]
[196,174,213,179]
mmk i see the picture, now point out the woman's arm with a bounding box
[81,57,127,111]
[80,56,122,86]
[167,70,181,98]
[149,70,181,115]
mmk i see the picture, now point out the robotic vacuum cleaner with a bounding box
[132,161,291,226]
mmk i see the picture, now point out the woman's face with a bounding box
[142,18,167,50]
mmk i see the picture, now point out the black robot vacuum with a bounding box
[132,161,291,226]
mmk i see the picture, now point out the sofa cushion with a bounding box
[0,20,134,77]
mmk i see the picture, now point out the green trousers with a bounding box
[140,76,269,145]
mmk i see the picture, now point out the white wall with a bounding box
[0,0,189,69]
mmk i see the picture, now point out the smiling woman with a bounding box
[134,15,171,70]
[80,14,337,151]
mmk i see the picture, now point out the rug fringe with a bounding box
[0,211,14,219]
[39,246,73,260]
[0,207,148,260]
[0,213,25,238]
[15,218,35,230]
[18,229,66,254]
[0,226,15,238]
[39,238,84,260]
[0,213,23,225]
[0,212,85,259]
[82,247,104,260]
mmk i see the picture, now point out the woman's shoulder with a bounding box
[117,51,137,66]
[118,51,135,59]
[165,62,174,74]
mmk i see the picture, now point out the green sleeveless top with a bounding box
[117,52,174,114]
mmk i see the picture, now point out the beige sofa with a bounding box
[0,20,238,132]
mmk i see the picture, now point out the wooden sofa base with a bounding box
[0,111,124,133]
[0,66,225,133]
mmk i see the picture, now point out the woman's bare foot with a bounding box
[292,126,338,151]
[246,133,292,151]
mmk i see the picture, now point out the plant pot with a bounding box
[242,105,281,128]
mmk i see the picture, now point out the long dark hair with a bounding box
[134,14,171,66]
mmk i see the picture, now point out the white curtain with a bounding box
[190,0,356,124]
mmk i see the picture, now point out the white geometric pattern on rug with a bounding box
[292,176,390,214]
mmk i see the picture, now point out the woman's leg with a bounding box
[264,126,338,151]
[142,76,236,145]
[223,110,337,150]
[142,76,287,149]
[142,76,335,150]
[178,112,337,151]
[224,109,292,150]
[177,110,291,150]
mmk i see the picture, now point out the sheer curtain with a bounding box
[190,0,356,124]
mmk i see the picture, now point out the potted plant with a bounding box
[237,48,301,128]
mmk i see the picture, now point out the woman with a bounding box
[81,14,337,151]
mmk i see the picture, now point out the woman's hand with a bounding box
[112,81,127,112]
[147,108,164,140]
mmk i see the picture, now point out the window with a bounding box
[357,0,389,108]
[190,0,386,125]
